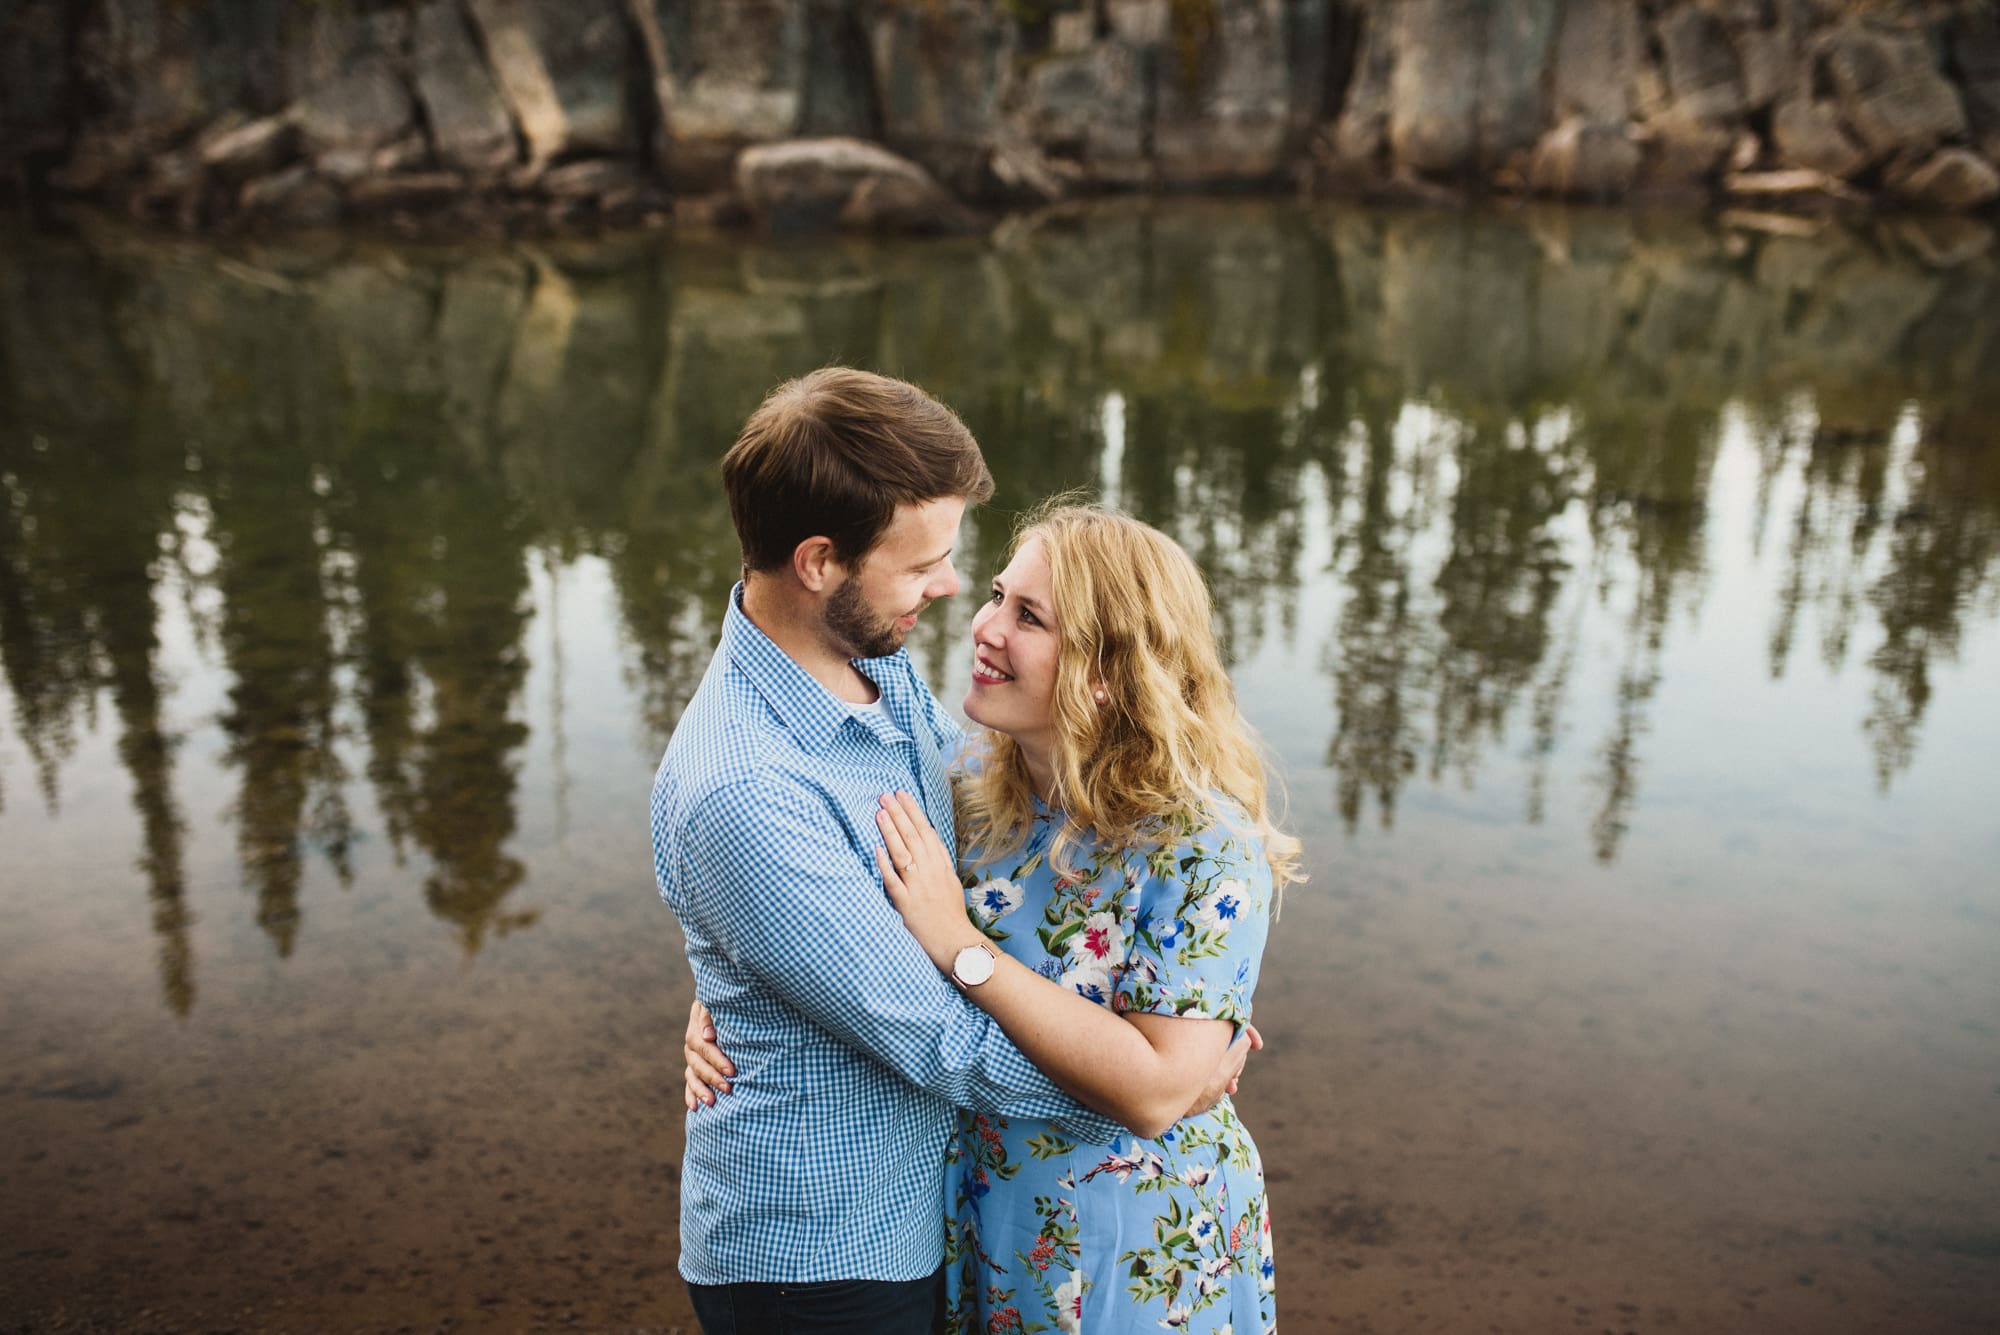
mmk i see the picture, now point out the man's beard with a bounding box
[824,578,914,659]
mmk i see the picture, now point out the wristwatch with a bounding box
[950,942,997,989]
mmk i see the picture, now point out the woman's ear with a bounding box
[792,535,839,592]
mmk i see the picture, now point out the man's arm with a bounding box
[678,778,1125,1139]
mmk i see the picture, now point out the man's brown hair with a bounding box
[721,368,995,573]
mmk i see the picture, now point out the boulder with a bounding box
[198,111,301,183]
[1732,25,1794,111]
[1657,4,1746,122]
[1529,116,1641,198]
[298,56,417,160]
[1549,0,1639,123]
[637,0,877,189]
[240,165,341,226]
[1017,43,1150,184]
[410,0,517,175]
[1772,98,1869,180]
[1392,0,1488,175]
[288,7,417,162]
[1323,6,1396,180]
[1638,106,1735,186]
[672,191,750,228]
[870,4,1013,196]
[463,0,572,169]
[837,169,975,232]
[1945,8,2000,157]
[1727,130,1761,173]
[795,1,882,141]
[370,132,433,176]
[1885,147,2000,212]
[1385,0,1561,179]
[134,145,204,224]
[510,0,636,155]
[1387,0,1484,175]
[1153,0,1304,187]
[464,0,636,167]
[1776,96,1864,179]
[538,157,651,200]
[1816,24,1966,163]
[647,0,805,140]
[987,138,1072,203]
[735,137,978,234]
[344,171,469,212]
[1105,0,1168,45]
[1722,168,1866,206]
[65,0,291,170]
[1474,0,1563,170]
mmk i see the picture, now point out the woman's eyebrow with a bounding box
[992,577,1050,621]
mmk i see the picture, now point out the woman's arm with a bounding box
[875,791,1252,1139]
[682,993,1254,1124]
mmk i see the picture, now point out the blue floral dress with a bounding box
[942,798,1276,1335]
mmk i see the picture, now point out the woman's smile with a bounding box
[971,654,1013,684]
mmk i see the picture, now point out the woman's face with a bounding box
[964,536,1064,757]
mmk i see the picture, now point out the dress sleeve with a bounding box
[1113,805,1273,1028]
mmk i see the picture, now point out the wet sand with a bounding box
[1253,811,2000,1334]
[5,798,1995,1334]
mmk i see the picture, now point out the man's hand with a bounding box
[1182,1023,1262,1119]
[683,998,736,1110]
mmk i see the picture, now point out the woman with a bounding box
[688,502,1301,1333]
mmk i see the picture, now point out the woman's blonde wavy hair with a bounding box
[955,500,1303,893]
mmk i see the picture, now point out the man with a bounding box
[650,368,1235,1333]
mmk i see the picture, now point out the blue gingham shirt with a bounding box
[650,586,1119,1285]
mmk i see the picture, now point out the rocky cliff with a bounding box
[3,0,1998,229]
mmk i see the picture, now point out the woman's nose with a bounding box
[971,602,1000,644]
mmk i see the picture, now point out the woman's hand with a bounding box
[1182,1022,1261,1117]
[876,791,986,973]
[682,997,735,1110]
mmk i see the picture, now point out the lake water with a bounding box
[3,202,1997,1333]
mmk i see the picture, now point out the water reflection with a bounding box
[1,205,1996,1015]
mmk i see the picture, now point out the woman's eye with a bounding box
[1018,608,1040,627]
[988,588,1003,605]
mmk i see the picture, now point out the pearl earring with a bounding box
[1093,689,1107,704]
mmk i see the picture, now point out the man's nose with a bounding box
[927,559,962,600]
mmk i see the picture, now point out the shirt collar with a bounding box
[724,583,914,752]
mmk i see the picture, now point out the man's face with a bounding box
[821,496,966,659]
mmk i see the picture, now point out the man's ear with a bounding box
[792,536,840,593]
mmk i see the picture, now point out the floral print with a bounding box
[943,801,1276,1334]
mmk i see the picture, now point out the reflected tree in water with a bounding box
[0,244,198,1010]
[4,207,2000,1010]
[1323,408,1422,832]
[1864,432,2000,790]
[1429,412,1578,797]
[205,408,353,958]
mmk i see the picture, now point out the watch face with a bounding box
[955,944,996,986]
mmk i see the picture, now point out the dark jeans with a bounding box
[686,1265,943,1335]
